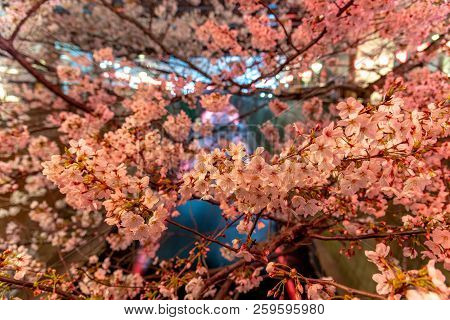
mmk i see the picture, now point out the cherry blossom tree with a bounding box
[0,0,449,300]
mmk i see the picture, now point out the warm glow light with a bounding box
[370,91,383,105]
[395,50,408,63]
[0,84,5,99]
[355,58,374,69]
[115,71,130,80]
[417,42,428,52]
[431,34,440,41]
[6,68,18,75]
[378,54,390,66]
[279,74,293,84]
[302,70,313,83]
[5,95,19,102]
[311,62,323,74]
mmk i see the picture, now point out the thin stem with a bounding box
[0,276,79,300]
[9,0,49,42]
[166,219,238,253]
[310,229,426,241]
[304,277,385,300]
[246,211,263,246]
[0,36,92,114]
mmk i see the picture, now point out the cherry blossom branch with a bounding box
[213,213,245,241]
[258,0,299,53]
[0,276,79,300]
[205,237,385,300]
[9,0,49,42]
[246,210,263,246]
[0,36,92,114]
[100,0,212,81]
[79,269,144,290]
[309,229,426,241]
[238,0,355,89]
[166,219,238,253]
[368,35,445,91]
[303,277,385,300]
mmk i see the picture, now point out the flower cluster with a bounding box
[0,0,449,301]
[365,243,449,299]
[182,94,449,228]
[200,93,231,113]
[42,139,172,249]
[244,15,284,51]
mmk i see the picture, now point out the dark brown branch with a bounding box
[166,219,238,252]
[309,229,426,241]
[9,0,49,42]
[259,0,299,53]
[100,0,212,81]
[304,277,385,300]
[246,211,263,246]
[0,276,79,299]
[0,36,92,114]
[238,0,355,90]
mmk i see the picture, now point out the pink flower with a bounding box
[133,224,151,242]
[244,15,283,50]
[406,289,441,300]
[427,260,449,295]
[184,277,204,300]
[236,249,254,262]
[431,229,450,250]
[372,272,394,295]
[163,111,192,142]
[336,97,363,119]
[365,243,390,271]
[269,99,289,116]
[200,93,230,112]
[121,212,144,231]
[310,135,334,164]
[93,47,114,62]
[143,189,159,210]
[228,142,246,161]
[266,262,276,274]
[56,65,81,81]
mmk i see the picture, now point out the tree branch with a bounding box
[309,229,426,241]
[166,219,238,253]
[9,0,49,42]
[0,276,79,300]
[0,36,92,114]
[100,0,212,81]
[304,277,385,300]
[367,35,445,91]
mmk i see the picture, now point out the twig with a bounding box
[0,276,79,300]
[9,0,49,42]
[166,219,238,253]
[0,36,92,114]
[309,229,426,241]
[246,211,263,246]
